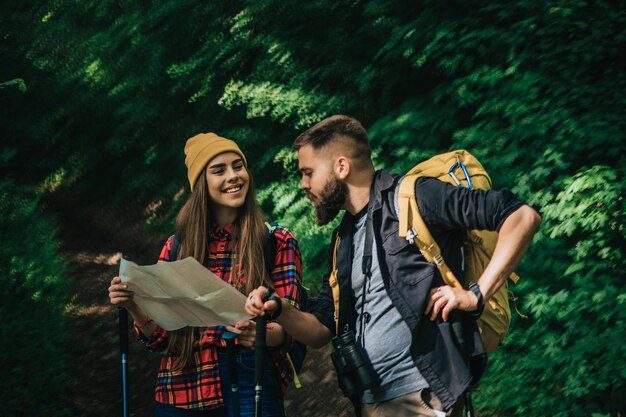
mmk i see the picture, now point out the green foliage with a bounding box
[0,180,70,417]
[0,79,27,93]
[2,0,625,415]
[478,165,625,416]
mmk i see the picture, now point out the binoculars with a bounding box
[330,330,380,398]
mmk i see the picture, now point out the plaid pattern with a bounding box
[136,223,302,410]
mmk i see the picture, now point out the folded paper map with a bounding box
[119,257,251,331]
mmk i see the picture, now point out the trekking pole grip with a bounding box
[118,307,128,355]
[255,316,267,380]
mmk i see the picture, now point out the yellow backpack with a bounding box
[397,149,519,354]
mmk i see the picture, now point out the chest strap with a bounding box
[328,235,341,334]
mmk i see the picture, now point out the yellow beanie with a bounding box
[184,133,247,191]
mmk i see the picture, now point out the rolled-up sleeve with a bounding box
[415,177,525,232]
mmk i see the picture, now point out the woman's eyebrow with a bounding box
[208,158,243,169]
[208,162,226,169]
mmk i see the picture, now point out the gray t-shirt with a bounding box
[351,209,428,404]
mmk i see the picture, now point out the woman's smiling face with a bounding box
[205,151,250,220]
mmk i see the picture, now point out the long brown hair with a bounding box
[166,164,274,369]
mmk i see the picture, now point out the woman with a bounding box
[109,133,302,417]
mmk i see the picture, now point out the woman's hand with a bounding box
[225,319,286,348]
[108,276,136,309]
[109,276,157,336]
[226,319,257,348]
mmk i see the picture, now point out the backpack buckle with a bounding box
[406,228,417,245]
[432,253,445,266]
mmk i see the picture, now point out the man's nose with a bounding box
[300,177,309,190]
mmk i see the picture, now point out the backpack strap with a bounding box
[328,234,341,334]
[398,174,462,289]
[264,222,278,276]
[169,235,181,261]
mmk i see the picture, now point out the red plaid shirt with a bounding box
[135,223,302,410]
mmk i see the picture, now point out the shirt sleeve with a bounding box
[270,226,303,308]
[415,177,525,232]
[157,235,174,263]
[263,226,302,354]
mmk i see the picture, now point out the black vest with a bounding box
[331,170,484,409]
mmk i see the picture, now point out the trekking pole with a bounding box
[254,316,267,417]
[465,391,475,417]
[222,331,241,417]
[118,307,129,417]
[451,319,475,417]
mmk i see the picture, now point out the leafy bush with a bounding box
[3,1,625,415]
[0,179,70,417]
[477,165,625,416]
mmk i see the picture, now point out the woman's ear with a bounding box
[335,156,350,180]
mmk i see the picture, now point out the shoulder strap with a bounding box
[328,234,341,334]
[169,235,181,261]
[398,174,419,240]
[398,175,462,288]
[264,222,278,276]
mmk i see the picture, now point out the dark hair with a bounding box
[292,115,370,154]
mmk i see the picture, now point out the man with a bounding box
[246,115,541,416]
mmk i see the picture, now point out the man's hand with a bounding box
[425,285,480,321]
[245,285,280,317]
[425,205,540,322]
[246,285,333,348]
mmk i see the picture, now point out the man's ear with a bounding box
[335,156,350,180]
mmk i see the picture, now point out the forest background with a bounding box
[1,1,624,416]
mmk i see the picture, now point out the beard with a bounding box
[313,175,349,226]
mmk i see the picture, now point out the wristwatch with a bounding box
[469,282,484,319]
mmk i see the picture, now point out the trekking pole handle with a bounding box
[255,316,267,381]
[118,307,128,355]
